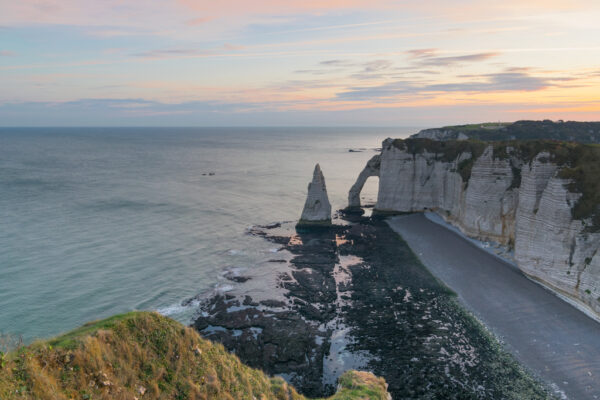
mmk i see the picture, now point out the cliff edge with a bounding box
[0,312,390,400]
[350,137,600,318]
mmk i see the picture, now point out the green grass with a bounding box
[440,122,511,132]
[0,312,389,400]
[46,312,140,349]
[431,120,600,143]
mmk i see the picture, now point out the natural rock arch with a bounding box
[347,155,381,211]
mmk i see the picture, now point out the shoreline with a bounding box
[423,211,600,325]
[190,216,555,399]
[388,213,600,400]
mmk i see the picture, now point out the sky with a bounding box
[1,0,600,126]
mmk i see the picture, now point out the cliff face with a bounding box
[354,138,600,317]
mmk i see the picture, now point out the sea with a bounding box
[0,127,414,342]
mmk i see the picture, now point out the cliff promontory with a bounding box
[350,138,600,318]
[413,120,600,143]
[0,312,390,400]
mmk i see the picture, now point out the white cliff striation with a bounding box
[350,138,600,318]
[298,164,332,227]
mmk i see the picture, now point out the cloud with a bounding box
[186,17,212,26]
[426,72,549,92]
[336,70,572,101]
[406,48,437,58]
[421,52,500,66]
[87,28,163,38]
[176,0,398,19]
[407,49,500,67]
[132,48,211,59]
[319,59,355,67]
[294,69,344,75]
[362,60,393,73]
[223,43,244,51]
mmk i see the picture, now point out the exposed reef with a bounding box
[349,137,600,318]
[190,218,551,399]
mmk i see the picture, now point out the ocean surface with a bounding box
[0,127,413,341]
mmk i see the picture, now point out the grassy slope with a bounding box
[0,312,389,400]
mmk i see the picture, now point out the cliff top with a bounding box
[413,120,600,144]
[0,312,389,400]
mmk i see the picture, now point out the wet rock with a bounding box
[191,217,550,399]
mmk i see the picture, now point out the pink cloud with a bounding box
[223,43,244,51]
[177,0,394,17]
[186,17,212,26]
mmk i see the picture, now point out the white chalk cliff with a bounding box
[350,138,600,318]
[348,154,380,210]
[298,164,332,226]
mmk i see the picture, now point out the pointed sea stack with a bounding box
[296,164,332,229]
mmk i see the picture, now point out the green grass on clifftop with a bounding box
[0,312,389,400]
[436,120,600,143]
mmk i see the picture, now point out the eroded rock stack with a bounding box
[297,164,332,228]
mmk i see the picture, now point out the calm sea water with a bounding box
[0,127,413,341]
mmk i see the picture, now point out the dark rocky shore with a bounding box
[189,214,552,399]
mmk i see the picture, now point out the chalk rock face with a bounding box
[299,164,332,225]
[411,128,469,141]
[351,138,600,317]
[459,146,518,243]
[515,158,600,314]
[348,154,380,209]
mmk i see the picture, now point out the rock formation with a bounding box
[347,154,380,212]
[350,138,600,318]
[298,164,332,227]
[411,128,469,141]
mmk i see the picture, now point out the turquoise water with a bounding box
[0,127,412,341]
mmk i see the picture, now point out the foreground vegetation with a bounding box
[0,312,389,400]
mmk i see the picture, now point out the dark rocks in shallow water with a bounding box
[191,217,551,399]
[192,294,330,397]
[224,274,251,283]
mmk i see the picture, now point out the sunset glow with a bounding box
[1,0,599,125]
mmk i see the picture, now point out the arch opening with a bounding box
[347,154,381,212]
